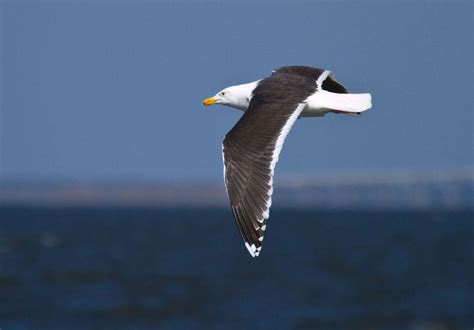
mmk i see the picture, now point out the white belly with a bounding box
[300,104,330,117]
[301,90,372,117]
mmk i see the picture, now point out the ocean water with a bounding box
[0,207,472,330]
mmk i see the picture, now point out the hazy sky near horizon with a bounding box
[1,1,472,182]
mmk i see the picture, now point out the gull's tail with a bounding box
[307,90,372,115]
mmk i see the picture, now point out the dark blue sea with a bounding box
[0,207,472,329]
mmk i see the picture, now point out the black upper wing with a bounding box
[273,66,348,94]
[222,74,315,257]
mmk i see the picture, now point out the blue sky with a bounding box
[1,1,472,182]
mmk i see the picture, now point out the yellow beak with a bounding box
[202,97,217,106]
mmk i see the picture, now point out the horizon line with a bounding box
[1,167,472,186]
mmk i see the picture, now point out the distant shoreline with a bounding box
[1,171,472,210]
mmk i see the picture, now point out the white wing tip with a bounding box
[245,242,262,257]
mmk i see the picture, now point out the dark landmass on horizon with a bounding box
[1,171,472,210]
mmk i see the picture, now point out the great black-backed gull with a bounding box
[203,66,372,257]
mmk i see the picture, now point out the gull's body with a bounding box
[203,66,372,257]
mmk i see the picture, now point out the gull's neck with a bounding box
[228,80,261,111]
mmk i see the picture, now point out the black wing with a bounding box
[272,66,348,94]
[222,74,315,257]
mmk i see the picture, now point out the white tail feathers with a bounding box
[306,90,372,114]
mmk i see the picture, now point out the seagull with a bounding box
[203,66,372,257]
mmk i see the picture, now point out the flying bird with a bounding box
[203,66,372,257]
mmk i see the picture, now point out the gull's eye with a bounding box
[220,92,226,96]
